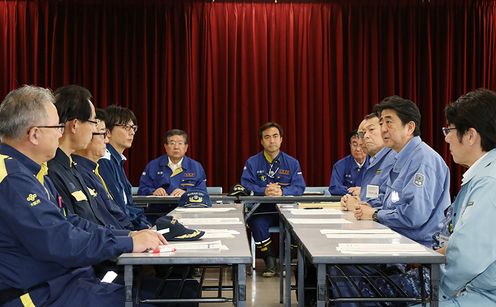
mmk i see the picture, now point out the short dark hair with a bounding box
[165,129,188,144]
[348,130,359,142]
[95,108,107,123]
[258,122,283,140]
[445,88,496,151]
[105,105,137,131]
[375,95,421,136]
[54,85,93,123]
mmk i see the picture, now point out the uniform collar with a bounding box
[264,151,280,164]
[369,147,389,166]
[53,147,74,169]
[392,136,421,172]
[159,155,190,170]
[461,150,494,185]
[107,143,127,162]
[0,143,42,176]
[72,154,97,171]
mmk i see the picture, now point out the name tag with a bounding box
[391,191,400,203]
[71,190,88,201]
[365,185,379,199]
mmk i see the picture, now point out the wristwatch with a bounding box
[372,209,381,222]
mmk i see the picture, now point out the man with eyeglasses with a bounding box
[328,130,368,196]
[413,88,496,306]
[98,105,150,230]
[47,85,117,227]
[138,129,207,197]
[240,122,306,277]
[0,85,166,306]
[72,108,134,231]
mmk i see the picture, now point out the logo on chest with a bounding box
[183,172,196,178]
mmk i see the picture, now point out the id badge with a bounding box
[365,185,379,199]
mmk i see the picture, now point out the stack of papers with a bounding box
[175,208,235,213]
[178,218,242,225]
[201,229,240,239]
[150,240,228,253]
[336,243,429,255]
[298,202,342,209]
[288,218,351,224]
[289,208,343,216]
[320,228,401,239]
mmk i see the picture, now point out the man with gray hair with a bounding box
[138,129,207,196]
[0,85,165,306]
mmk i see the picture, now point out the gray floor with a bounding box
[201,259,298,306]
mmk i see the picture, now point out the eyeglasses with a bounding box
[442,127,456,137]
[92,130,109,138]
[115,124,138,133]
[86,119,98,125]
[33,124,65,134]
[167,141,186,147]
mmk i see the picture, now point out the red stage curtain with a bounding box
[1,0,496,193]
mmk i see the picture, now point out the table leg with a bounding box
[430,264,440,307]
[297,247,305,307]
[124,265,133,307]
[317,264,327,307]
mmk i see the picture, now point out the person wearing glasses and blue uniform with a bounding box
[241,122,306,277]
[98,105,150,230]
[417,89,496,306]
[138,129,207,197]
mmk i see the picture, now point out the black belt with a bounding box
[0,287,25,305]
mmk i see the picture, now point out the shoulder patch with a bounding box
[0,154,12,183]
[413,173,425,187]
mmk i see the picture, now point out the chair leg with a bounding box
[251,234,256,269]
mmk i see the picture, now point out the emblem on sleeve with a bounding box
[27,193,41,207]
[413,173,425,187]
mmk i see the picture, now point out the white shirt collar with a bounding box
[461,152,489,185]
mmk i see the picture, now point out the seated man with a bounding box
[353,96,451,247]
[341,113,396,208]
[98,105,150,230]
[138,129,207,197]
[329,130,368,196]
[427,88,496,306]
[0,85,165,306]
[47,85,129,229]
[241,122,305,277]
[73,108,134,230]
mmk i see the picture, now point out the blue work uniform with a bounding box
[47,148,108,226]
[73,155,134,230]
[359,147,396,207]
[138,155,207,195]
[435,149,496,306]
[241,151,305,242]
[0,143,132,307]
[98,144,150,229]
[375,136,451,247]
[329,154,369,196]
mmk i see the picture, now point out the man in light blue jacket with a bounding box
[431,88,496,306]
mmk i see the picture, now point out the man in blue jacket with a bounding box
[354,96,451,247]
[329,130,368,196]
[0,85,165,307]
[341,113,396,209]
[428,88,496,306]
[73,108,133,230]
[241,122,306,277]
[98,105,150,230]
[138,129,207,197]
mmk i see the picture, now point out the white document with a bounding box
[288,218,351,224]
[201,229,240,239]
[158,228,170,235]
[289,208,343,216]
[320,229,396,234]
[325,233,401,239]
[178,218,242,225]
[168,240,228,251]
[101,271,118,283]
[175,208,235,213]
[337,243,429,254]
